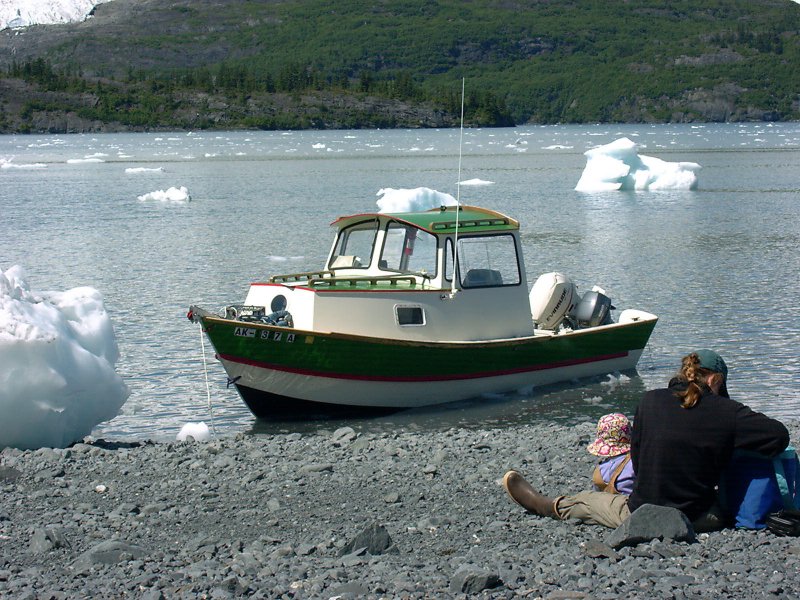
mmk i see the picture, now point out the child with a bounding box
[588,412,635,495]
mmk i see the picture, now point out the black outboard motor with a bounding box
[573,290,614,327]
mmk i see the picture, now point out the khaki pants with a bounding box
[555,491,726,532]
[555,491,631,528]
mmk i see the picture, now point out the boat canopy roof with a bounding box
[330,205,519,235]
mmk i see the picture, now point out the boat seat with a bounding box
[463,268,503,288]
[330,255,362,269]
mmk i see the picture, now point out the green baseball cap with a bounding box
[695,349,728,378]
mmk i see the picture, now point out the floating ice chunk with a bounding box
[0,266,129,449]
[459,178,494,186]
[177,422,211,442]
[125,167,164,174]
[137,186,191,203]
[66,157,104,164]
[376,187,458,213]
[601,372,631,391]
[575,137,701,192]
[1,158,46,169]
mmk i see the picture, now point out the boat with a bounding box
[188,204,657,418]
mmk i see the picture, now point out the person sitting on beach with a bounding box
[502,350,790,532]
[588,413,634,496]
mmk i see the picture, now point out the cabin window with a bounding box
[379,222,437,277]
[457,235,521,288]
[445,238,454,282]
[395,305,425,326]
[329,219,377,270]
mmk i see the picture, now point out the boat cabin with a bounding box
[243,206,536,341]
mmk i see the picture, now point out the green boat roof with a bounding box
[331,205,519,234]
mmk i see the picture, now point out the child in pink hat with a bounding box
[588,413,635,495]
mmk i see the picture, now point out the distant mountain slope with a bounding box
[1,0,798,133]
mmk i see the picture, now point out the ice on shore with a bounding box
[177,422,211,442]
[138,186,191,203]
[376,187,457,213]
[575,137,701,192]
[0,266,129,450]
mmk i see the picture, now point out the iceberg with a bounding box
[376,187,457,213]
[0,266,129,449]
[138,186,191,203]
[575,137,701,192]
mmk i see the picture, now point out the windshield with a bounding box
[379,221,437,276]
[453,234,521,288]
[329,219,378,269]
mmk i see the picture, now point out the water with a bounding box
[2,123,799,441]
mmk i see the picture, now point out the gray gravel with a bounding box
[1,419,798,599]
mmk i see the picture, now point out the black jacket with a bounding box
[628,382,790,521]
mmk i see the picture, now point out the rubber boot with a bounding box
[502,470,558,518]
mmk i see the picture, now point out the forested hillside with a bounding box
[1,0,798,133]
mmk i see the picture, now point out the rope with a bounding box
[199,323,217,437]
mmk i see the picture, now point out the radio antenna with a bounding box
[450,77,465,297]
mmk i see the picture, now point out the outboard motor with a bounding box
[573,289,615,327]
[530,272,578,330]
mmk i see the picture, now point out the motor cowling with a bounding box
[573,289,614,327]
[530,272,578,330]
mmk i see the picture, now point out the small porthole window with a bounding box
[396,305,425,326]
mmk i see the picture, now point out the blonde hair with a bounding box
[673,352,721,409]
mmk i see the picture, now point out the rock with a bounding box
[29,527,68,553]
[605,504,696,549]
[74,540,147,568]
[328,581,368,596]
[450,567,502,593]
[581,539,619,560]
[0,466,21,482]
[299,463,333,474]
[331,427,357,445]
[338,523,393,556]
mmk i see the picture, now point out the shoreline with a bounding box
[2,420,799,598]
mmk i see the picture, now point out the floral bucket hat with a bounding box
[587,413,631,457]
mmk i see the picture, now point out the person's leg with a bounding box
[554,491,631,528]
[504,471,629,528]
[503,470,558,517]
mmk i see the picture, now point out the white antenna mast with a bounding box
[450,77,466,297]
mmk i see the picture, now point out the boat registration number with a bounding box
[234,326,295,343]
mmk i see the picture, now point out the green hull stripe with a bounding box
[202,317,656,379]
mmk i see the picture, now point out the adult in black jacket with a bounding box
[502,350,790,530]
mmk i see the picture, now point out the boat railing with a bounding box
[270,271,333,283]
[306,275,420,288]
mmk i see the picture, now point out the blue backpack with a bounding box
[720,446,800,529]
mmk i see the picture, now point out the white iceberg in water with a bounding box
[376,187,457,213]
[459,178,494,186]
[125,167,164,174]
[575,137,701,192]
[137,186,191,203]
[0,266,129,449]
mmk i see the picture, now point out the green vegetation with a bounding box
[1,0,798,133]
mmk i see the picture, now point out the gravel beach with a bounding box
[1,419,799,599]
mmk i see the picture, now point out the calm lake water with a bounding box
[2,123,799,441]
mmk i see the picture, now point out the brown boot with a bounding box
[502,470,558,518]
